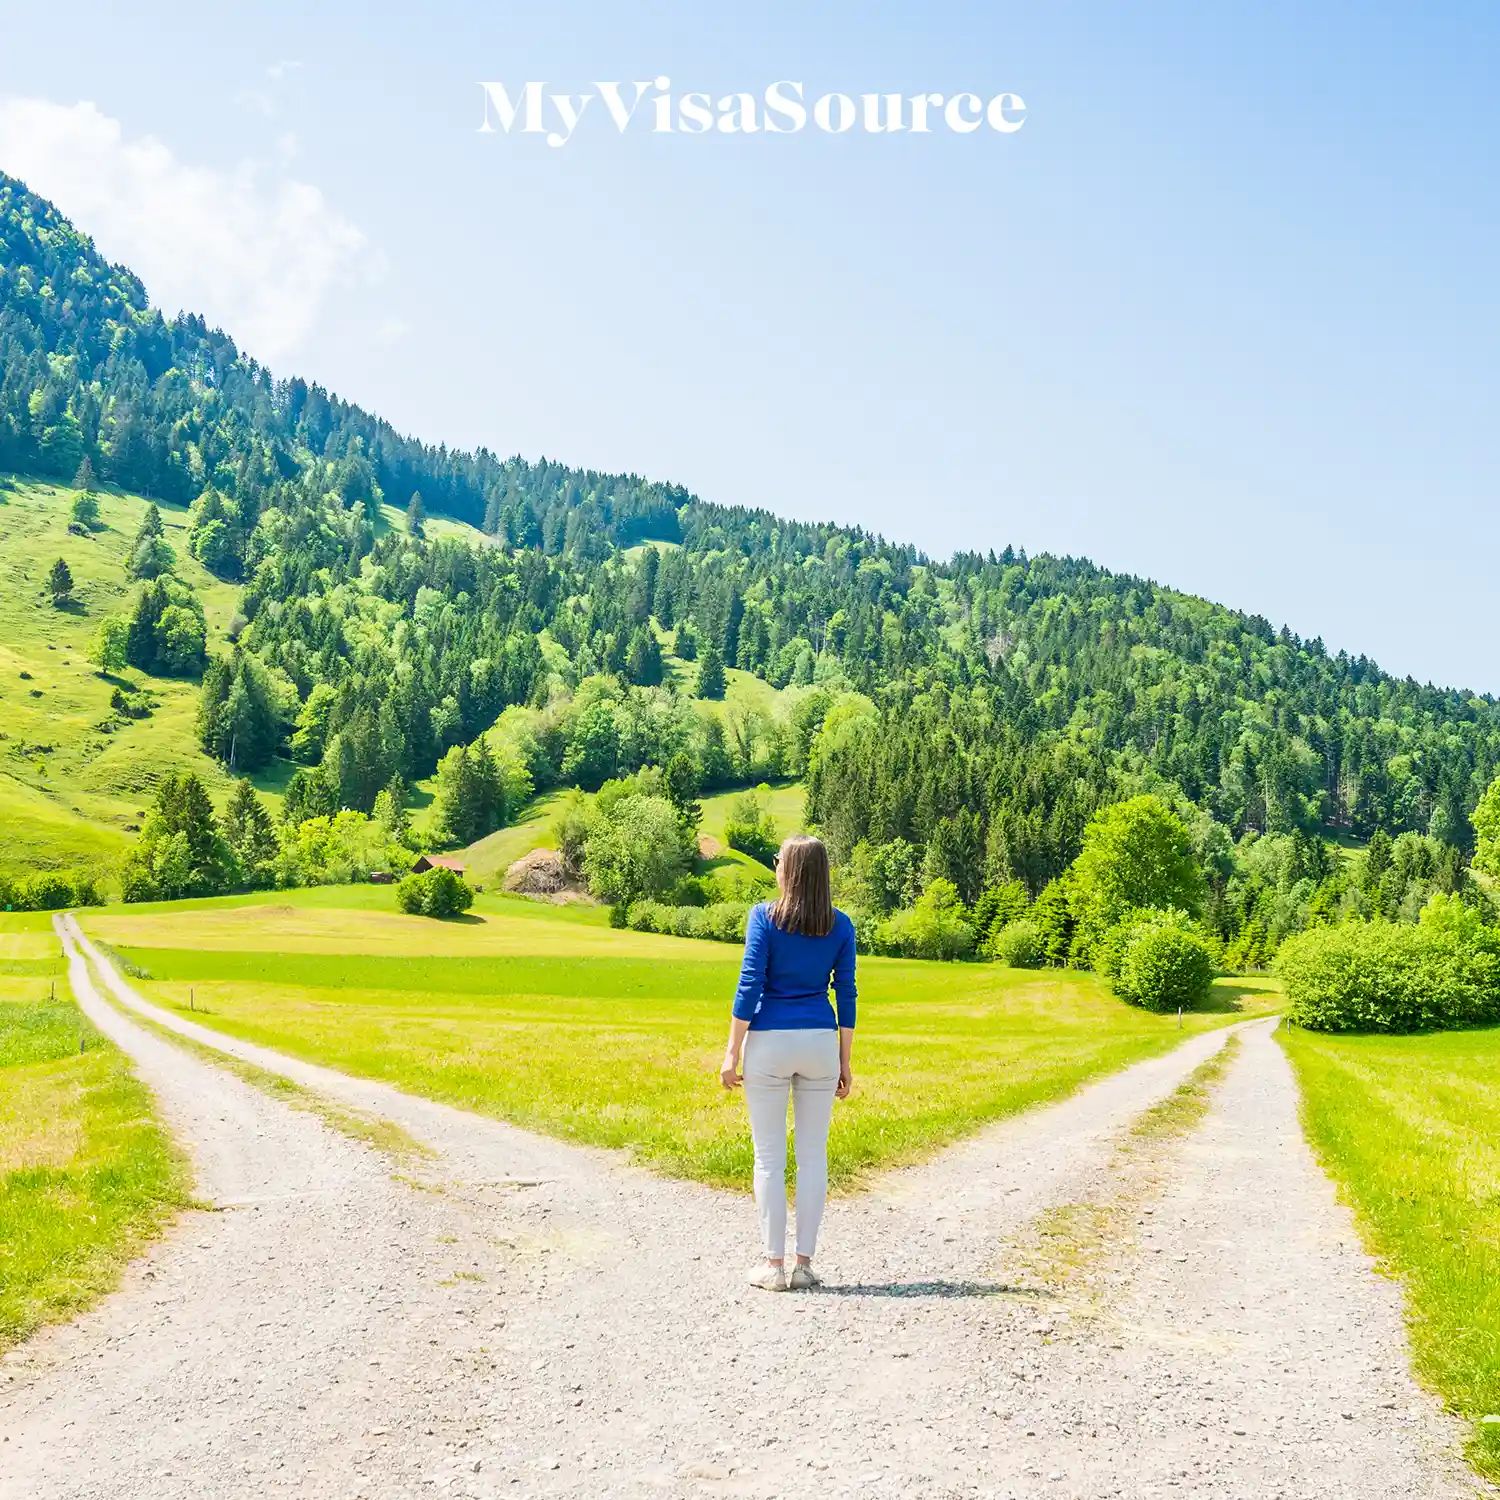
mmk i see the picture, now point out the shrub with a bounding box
[989,918,1044,968]
[550,791,591,872]
[1276,918,1500,1033]
[705,902,752,942]
[667,874,710,908]
[874,879,975,961]
[624,899,750,944]
[396,866,475,919]
[17,876,78,906]
[1114,924,1216,1012]
[704,865,775,904]
[11,870,97,912]
[1094,907,1198,983]
[669,905,704,938]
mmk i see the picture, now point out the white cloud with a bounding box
[0,96,380,366]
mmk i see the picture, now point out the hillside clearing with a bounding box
[0,478,241,878]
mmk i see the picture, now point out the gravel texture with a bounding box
[0,920,1484,1499]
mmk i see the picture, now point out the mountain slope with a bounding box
[2,171,1498,902]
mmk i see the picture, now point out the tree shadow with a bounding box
[1199,979,1272,1014]
[812,1279,1051,1300]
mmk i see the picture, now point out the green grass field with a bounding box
[0,476,243,879]
[1283,1025,1500,1480]
[82,886,1278,1192]
[0,911,187,1351]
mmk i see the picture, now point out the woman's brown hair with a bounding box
[769,834,835,938]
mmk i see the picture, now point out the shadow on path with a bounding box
[814,1279,1052,1301]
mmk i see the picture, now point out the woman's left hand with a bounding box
[720,1055,742,1090]
[836,1063,853,1099]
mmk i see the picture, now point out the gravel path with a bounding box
[0,921,1483,1499]
[963,1020,1486,1499]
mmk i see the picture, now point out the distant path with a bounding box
[0,920,1481,1499]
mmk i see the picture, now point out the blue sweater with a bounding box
[732,902,858,1031]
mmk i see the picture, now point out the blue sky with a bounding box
[2,2,1497,690]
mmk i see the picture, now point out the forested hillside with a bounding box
[4,169,1499,956]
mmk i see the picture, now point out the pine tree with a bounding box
[664,751,702,835]
[282,765,339,825]
[47,557,74,606]
[406,491,427,537]
[694,641,726,699]
[70,457,101,529]
[470,736,505,837]
[372,773,411,844]
[433,743,481,844]
[626,624,664,686]
[128,503,173,579]
[222,778,279,889]
[198,650,282,771]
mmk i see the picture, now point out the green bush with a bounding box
[2,870,101,912]
[581,793,690,904]
[704,865,775,904]
[623,899,750,944]
[1276,918,1500,1033]
[989,918,1043,968]
[669,905,703,938]
[1114,924,1216,1013]
[667,874,710,908]
[1094,907,1201,984]
[396,866,475,919]
[874,879,975,961]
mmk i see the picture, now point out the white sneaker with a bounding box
[788,1263,821,1290]
[747,1263,788,1292]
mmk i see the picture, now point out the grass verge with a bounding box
[0,913,188,1351]
[102,994,433,1168]
[1282,1024,1500,1481]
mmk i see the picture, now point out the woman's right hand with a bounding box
[836,1063,853,1099]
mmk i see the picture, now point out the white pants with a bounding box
[742,1029,840,1260]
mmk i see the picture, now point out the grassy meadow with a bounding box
[1283,1025,1500,1480]
[0,477,242,878]
[0,911,187,1351]
[82,886,1278,1192]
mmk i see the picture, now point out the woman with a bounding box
[720,834,857,1291]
